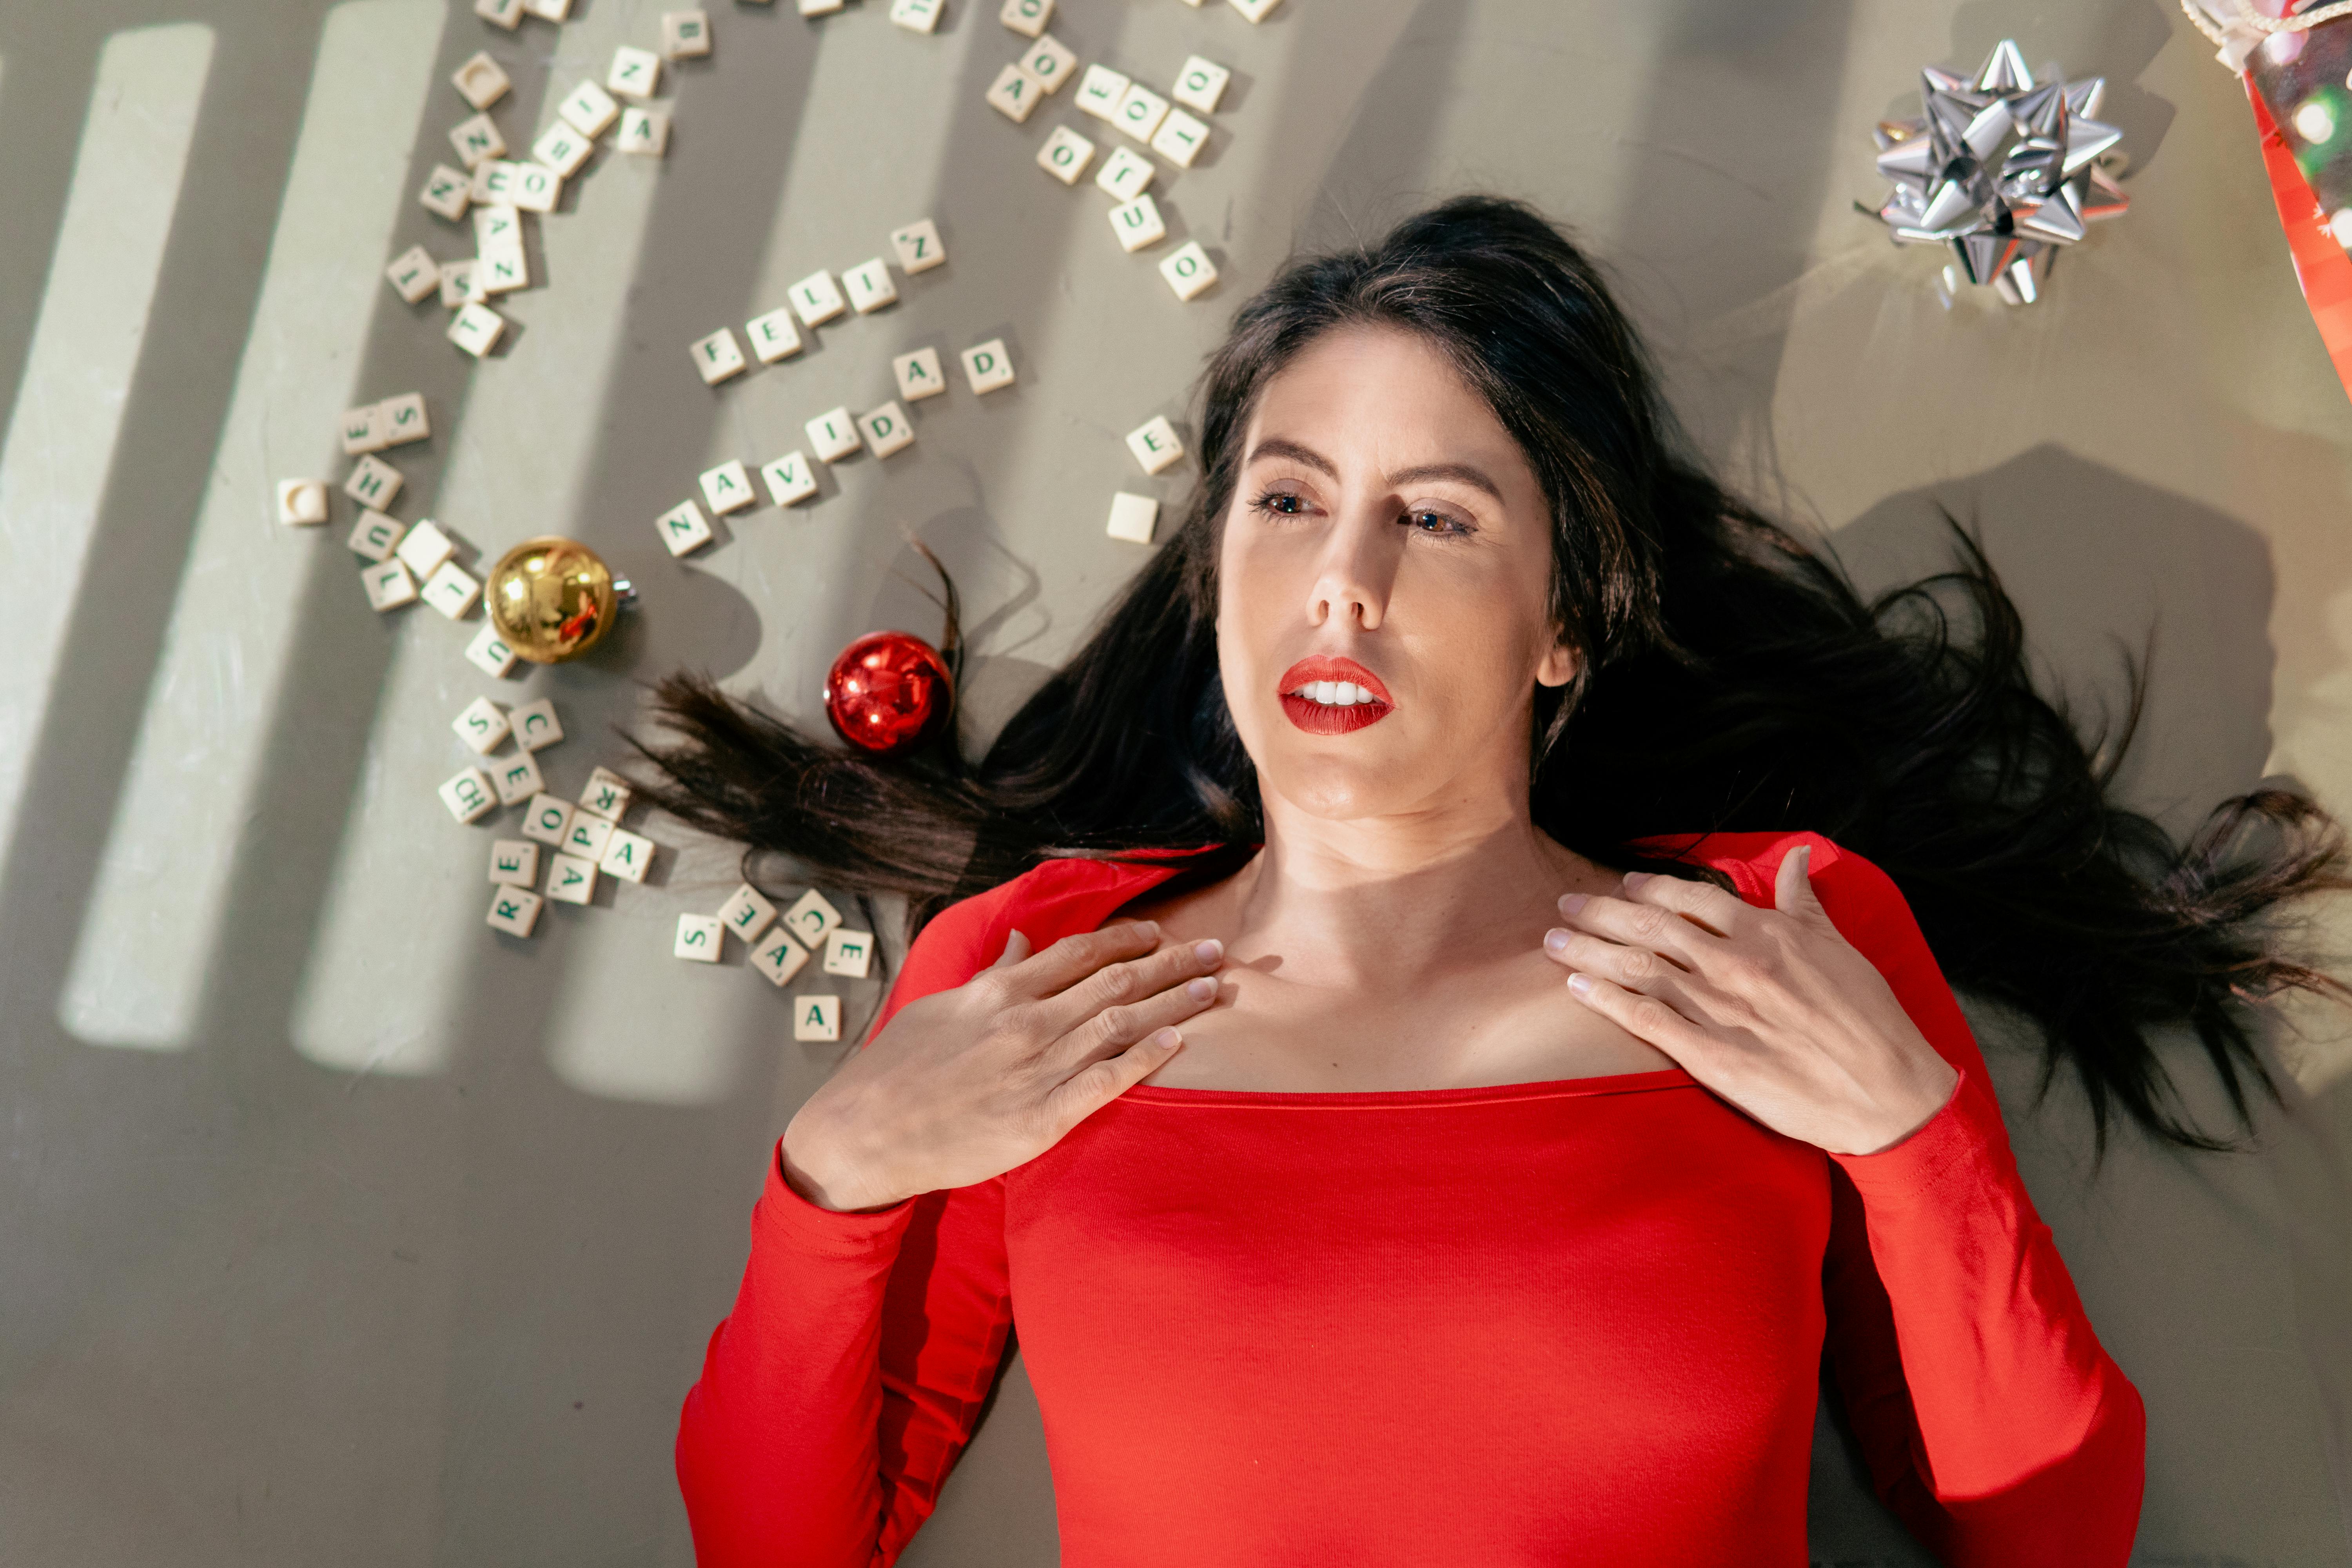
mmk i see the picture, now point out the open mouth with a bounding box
[1277,657,1394,735]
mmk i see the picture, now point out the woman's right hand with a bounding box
[780,920,1225,1213]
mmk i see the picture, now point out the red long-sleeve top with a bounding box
[676,830,2146,1566]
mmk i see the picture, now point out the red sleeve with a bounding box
[674,877,1032,1568]
[1779,834,2147,1565]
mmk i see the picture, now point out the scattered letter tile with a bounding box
[1160,240,1218,300]
[788,270,846,327]
[1114,83,1171,143]
[662,10,712,56]
[657,498,714,555]
[783,887,842,947]
[486,886,543,937]
[746,307,802,363]
[1108,192,1167,252]
[889,0,944,33]
[617,106,669,156]
[345,454,403,510]
[1094,144,1154,202]
[489,750,545,806]
[420,164,472,221]
[453,51,512,110]
[448,302,506,357]
[891,346,946,403]
[857,402,914,459]
[277,479,329,526]
[521,793,575,846]
[440,766,497,823]
[598,827,656,883]
[1151,107,1210,167]
[751,925,811,986]
[348,510,405,562]
[792,994,842,1041]
[842,258,897,314]
[1000,0,1053,36]
[548,852,599,905]
[1038,125,1096,185]
[394,518,455,578]
[450,113,506,169]
[1228,0,1281,20]
[1126,414,1185,473]
[1074,64,1131,122]
[577,767,632,821]
[1172,54,1230,114]
[760,451,818,506]
[341,404,389,455]
[564,814,613,861]
[510,696,563,751]
[691,327,747,385]
[1106,491,1160,543]
[534,122,593,178]
[490,838,539,886]
[466,621,520,677]
[608,45,661,98]
[960,338,1016,394]
[453,695,512,754]
[558,80,621,139]
[718,882,779,944]
[889,218,945,274]
[378,392,430,446]
[1021,34,1076,93]
[476,0,526,29]
[805,408,861,463]
[985,62,1045,123]
[674,912,723,961]
[699,459,755,515]
[387,246,441,303]
[822,927,874,978]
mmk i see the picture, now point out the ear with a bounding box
[1535,636,1577,689]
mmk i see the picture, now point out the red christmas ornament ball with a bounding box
[824,630,954,757]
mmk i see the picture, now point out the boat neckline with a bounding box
[1119,1066,1699,1109]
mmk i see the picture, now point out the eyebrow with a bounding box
[1243,437,1506,503]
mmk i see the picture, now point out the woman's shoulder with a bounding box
[1628,829,1908,920]
[909,849,1225,966]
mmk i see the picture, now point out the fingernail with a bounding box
[1193,938,1223,963]
[1138,919,1160,936]
[1154,1027,1182,1048]
[1621,871,1651,889]
[1567,971,1593,995]
[1185,976,1216,1001]
[1560,893,1588,917]
[1543,927,1571,953]
[1797,844,1812,872]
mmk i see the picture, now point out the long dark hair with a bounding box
[632,195,2348,1158]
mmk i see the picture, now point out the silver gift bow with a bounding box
[1871,39,2129,304]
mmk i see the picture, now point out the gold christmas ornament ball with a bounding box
[486,537,618,663]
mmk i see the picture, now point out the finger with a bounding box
[1553,889,1712,971]
[1051,967,1223,1076]
[1773,842,1826,924]
[989,928,1033,969]
[1044,1025,1187,1131]
[1542,926,1702,1009]
[1561,969,1713,1067]
[1033,935,1226,1040]
[1609,868,1753,940]
[1000,920,1163,999]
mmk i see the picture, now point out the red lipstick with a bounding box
[1277,655,1394,735]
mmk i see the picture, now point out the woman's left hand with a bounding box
[1541,844,1960,1157]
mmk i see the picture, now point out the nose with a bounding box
[1307,509,1390,630]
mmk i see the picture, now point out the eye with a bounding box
[1248,487,1312,518]
[1404,506,1472,537]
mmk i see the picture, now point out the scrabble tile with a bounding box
[804,407,862,463]
[1020,34,1077,94]
[662,10,712,56]
[577,767,632,821]
[1108,192,1167,252]
[470,158,514,205]
[699,459,756,515]
[423,564,479,624]
[1113,83,1170,143]
[341,404,389,455]
[750,924,811,986]
[1159,239,1218,300]
[656,498,714,556]
[782,887,842,947]
[486,886,543,937]
[508,160,562,212]
[999,0,1053,37]
[960,338,1016,394]
[523,0,572,18]
[453,50,512,109]
[891,346,947,403]
[476,247,529,298]
[449,302,506,357]
[1037,125,1097,185]
[608,45,661,98]
[717,882,779,944]
[348,510,405,562]
[276,479,329,526]
[674,912,723,961]
[345,454,403,510]
[440,766,496,823]
[559,81,621,138]
[760,450,818,506]
[842,259,897,314]
[387,245,441,303]
[520,793,575,845]
[889,0,944,33]
[1094,144,1153,201]
[453,695,512,754]
[1171,54,1230,114]
[598,827,656,883]
[1105,490,1160,543]
[421,164,473,221]
[788,270,846,327]
[475,0,526,29]
[490,838,539,886]
[364,561,417,611]
[1074,64,1130,122]
[1150,107,1210,167]
[857,402,914,459]
[1228,0,1280,19]
[798,0,845,12]
[466,621,520,677]
[691,327,747,385]
[510,696,563,750]
[985,63,1045,124]
[563,814,612,861]
[1126,415,1185,474]
[889,218,946,274]
[378,392,430,446]
[473,199,523,256]
[438,258,479,308]
[394,518,454,577]
[617,107,670,156]
[533,121,594,177]
[745,307,802,363]
[488,749,545,806]
[450,113,506,169]
[792,994,842,1042]
[823,926,874,978]
[548,852,599,905]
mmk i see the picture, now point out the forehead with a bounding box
[1245,323,1500,442]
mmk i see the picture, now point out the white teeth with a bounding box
[1287,678,1381,707]
[1312,681,1337,704]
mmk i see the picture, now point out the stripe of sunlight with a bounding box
[54,1,439,1050]
[289,8,672,1077]
[535,10,961,1107]
[0,25,212,940]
